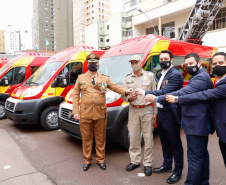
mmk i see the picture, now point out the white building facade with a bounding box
[86,0,226,51]
[133,0,226,51]
[5,29,21,54]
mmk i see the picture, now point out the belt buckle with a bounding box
[136,105,139,108]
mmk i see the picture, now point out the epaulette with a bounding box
[126,73,132,77]
[101,74,109,77]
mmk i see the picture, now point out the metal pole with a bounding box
[138,9,157,34]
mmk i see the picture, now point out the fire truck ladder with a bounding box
[177,0,226,44]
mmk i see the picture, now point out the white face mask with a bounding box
[132,64,141,72]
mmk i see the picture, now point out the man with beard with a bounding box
[141,53,214,185]
[166,52,226,168]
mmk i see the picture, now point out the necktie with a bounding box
[92,78,95,85]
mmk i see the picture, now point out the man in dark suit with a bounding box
[166,52,226,168]
[136,50,184,184]
[144,53,214,185]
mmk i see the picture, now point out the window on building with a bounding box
[100,38,104,42]
[146,26,159,35]
[106,39,109,42]
[208,7,226,31]
[126,16,132,23]
[107,25,109,30]
[162,22,175,38]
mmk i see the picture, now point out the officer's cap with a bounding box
[86,53,100,63]
[129,55,141,62]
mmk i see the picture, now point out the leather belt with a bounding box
[131,104,151,108]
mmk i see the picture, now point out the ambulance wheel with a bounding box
[119,120,144,150]
[40,106,59,131]
[0,101,6,119]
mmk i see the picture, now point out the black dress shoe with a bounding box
[144,166,152,176]
[154,166,172,173]
[83,164,90,171]
[98,163,106,170]
[166,174,182,184]
[126,163,140,171]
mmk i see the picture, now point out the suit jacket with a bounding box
[145,67,184,109]
[158,68,214,136]
[73,72,126,120]
[178,77,226,142]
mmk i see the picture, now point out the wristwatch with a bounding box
[154,97,157,102]
[175,97,178,103]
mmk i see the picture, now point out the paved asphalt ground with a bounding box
[0,118,225,185]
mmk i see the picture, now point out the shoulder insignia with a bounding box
[126,73,132,77]
[101,74,109,77]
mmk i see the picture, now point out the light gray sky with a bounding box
[0,0,33,30]
[0,0,124,30]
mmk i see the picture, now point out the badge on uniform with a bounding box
[127,81,134,84]
[80,80,85,85]
[100,82,107,93]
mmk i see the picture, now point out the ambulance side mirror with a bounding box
[0,76,9,86]
[51,75,67,88]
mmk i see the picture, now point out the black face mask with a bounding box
[88,64,99,72]
[212,65,226,77]
[160,61,171,69]
[186,64,199,75]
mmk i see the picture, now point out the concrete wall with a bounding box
[85,22,99,49]
[203,29,226,52]
[109,12,123,47]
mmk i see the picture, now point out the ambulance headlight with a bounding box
[106,91,121,104]
[24,86,43,97]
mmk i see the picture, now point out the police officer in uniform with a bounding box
[122,55,158,176]
[73,53,133,171]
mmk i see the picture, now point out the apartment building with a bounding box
[0,31,5,53]
[33,0,73,52]
[54,0,73,52]
[73,0,111,46]
[85,0,135,49]
[5,30,21,54]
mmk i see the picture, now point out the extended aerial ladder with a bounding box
[177,0,226,44]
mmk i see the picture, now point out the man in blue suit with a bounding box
[136,50,184,184]
[166,52,226,168]
[142,53,214,185]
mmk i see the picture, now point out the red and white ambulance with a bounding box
[0,53,49,118]
[5,46,105,130]
[58,35,217,149]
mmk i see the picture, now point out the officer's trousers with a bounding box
[79,118,106,164]
[128,106,154,166]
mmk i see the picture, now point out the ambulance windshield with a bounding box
[99,54,144,85]
[25,61,64,86]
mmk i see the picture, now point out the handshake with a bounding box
[132,88,178,103]
[126,88,157,102]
